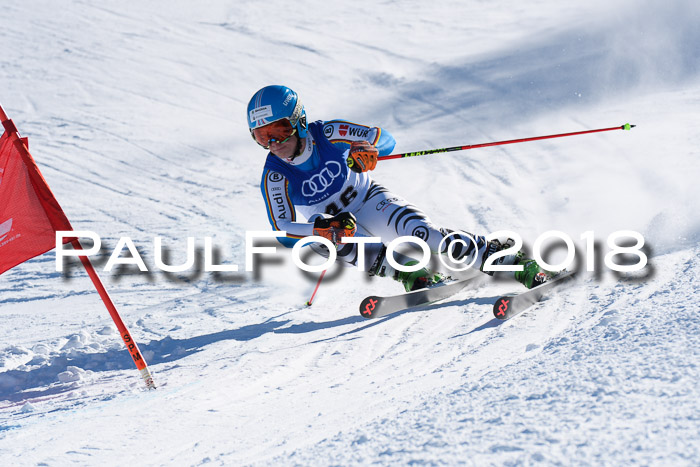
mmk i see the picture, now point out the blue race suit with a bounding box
[259,120,487,272]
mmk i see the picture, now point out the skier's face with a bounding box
[252,119,300,161]
[252,119,295,148]
[269,133,300,161]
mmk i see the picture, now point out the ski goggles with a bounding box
[251,119,296,149]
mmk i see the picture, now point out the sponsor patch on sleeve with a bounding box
[323,124,334,138]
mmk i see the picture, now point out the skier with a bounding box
[249,85,548,292]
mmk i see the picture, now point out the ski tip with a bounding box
[493,296,513,320]
[359,296,380,319]
[622,123,636,130]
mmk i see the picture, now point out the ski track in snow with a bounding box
[1,0,700,465]
[275,250,700,465]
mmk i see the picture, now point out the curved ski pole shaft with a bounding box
[305,269,327,306]
[378,123,635,162]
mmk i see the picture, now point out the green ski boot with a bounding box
[396,261,446,292]
[369,246,445,292]
[513,256,549,289]
[481,238,551,289]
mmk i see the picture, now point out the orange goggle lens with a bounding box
[252,119,296,149]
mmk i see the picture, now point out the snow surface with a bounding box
[1,0,699,465]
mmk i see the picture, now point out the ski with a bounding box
[492,271,576,320]
[359,277,476,319]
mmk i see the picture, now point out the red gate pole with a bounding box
[70,239,156,389]
[1,102,155,390]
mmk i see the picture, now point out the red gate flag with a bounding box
[0,104,155,389]
[0,115,73,274]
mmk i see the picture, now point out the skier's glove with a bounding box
[312,212,357,245]
[347,141,378,173]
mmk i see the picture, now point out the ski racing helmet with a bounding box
[247,85,308,144]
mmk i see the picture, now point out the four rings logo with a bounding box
[302,161,343,197]
[0,218,12,243]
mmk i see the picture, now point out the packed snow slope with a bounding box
[1,1,699,465]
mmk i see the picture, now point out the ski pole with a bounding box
[377,123,635,162]
[305,269,327,306]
